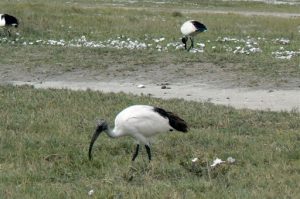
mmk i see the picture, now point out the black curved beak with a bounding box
[88,124,103,160]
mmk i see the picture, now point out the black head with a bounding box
[181,36,188,49]
[181,36,187,44]
[88,120,108,160]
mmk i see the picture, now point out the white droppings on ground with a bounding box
[211,158,225,168]
[137,84,145,88]
[210,157,236,168]
[272,49,300,60]
[1,35,299,59]
[274,38,290,45]
[227,157,236,164]
[88,189,94,196]
[217,36,262,55]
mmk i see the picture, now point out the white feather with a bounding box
[0,14,5,27]
[113,105,171,144]
[181,20,197,36]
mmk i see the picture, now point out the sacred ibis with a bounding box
[88,105,188,161]
[181,20,207,51]
[0,14,19,36]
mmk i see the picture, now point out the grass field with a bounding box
[1,0,300,198]
[1,85,300,198]
[0,0,300,87]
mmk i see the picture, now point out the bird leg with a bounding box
[145,145,151,161]
[187,37,194,51]
[132,144,140,161]
[7,29,11,37]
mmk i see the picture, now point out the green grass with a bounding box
[0,85,300,198]
[0,0,299,87]
[0,1,300,197]
[4,0,300,13]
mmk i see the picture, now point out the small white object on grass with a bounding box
[227,157,236,164]
[210,158,225,168]
[88,189,94,196]
[137,84,145,88]
[191,158,198,162]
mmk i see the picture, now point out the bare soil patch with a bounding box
[1,61,299,112]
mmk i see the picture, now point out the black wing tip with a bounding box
[2,14,19,27]
[3,14,12,18]
[153,107,188,133]
[191,20,207,32]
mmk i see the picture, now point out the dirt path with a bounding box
[145,8,300,18]
[8,80,300,112]
[1,61,299,112]
[96,4,300,18]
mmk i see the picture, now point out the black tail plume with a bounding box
[154,107,188,132]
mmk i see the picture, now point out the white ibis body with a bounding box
[181,20,207,51]
[88,105,188,161]
[0,14,19,36]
